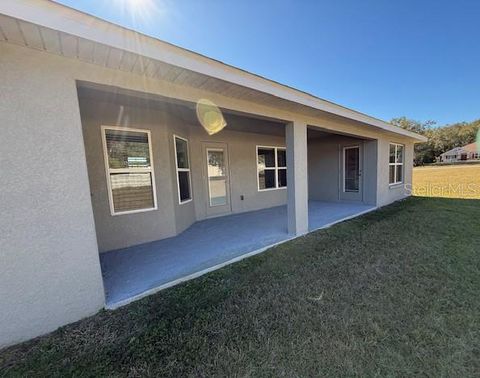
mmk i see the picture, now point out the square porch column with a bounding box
[286,120,309,235]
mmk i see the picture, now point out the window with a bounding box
[174,135,192,204]
[257,146,287,190]
[389,143,404,185]
[102,126,157,215]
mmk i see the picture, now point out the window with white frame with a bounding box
[257,146,287,190]
[389,143,404,185]
[174,135,192,203]
[102,126,157,215]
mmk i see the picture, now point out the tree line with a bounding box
[391,117,480,165]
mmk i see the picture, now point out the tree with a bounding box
[390,117,436,165]
[390,117,480,165]
[390,117,436,134]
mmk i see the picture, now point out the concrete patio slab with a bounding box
[308,201,375,231]
[100,201,375,308]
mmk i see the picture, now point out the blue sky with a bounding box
[56,0,480,126]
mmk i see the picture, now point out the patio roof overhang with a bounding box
[0,0,427,142]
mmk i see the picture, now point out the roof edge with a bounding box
[0,0,426,142]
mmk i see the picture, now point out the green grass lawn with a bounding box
[1,197,479,377]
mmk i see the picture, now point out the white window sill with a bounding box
[389,182,404,189]
[111,206,157,216]
[258,186,287,192]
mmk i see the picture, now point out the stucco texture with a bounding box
[0,41,415,347]
[0,43,105,348]
[79,94,287,252]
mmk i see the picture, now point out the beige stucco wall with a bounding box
[308,137,341,202]
[308,134,378,205]
[0,43,105,348]
[376,136,414,207]
[79,98,179,252]
[308,135,373,202]
[363,139,378,206]
[0,41,417,347]
[79,96,286,252]
[307,133,413,207]
[188,127,286,221]
[168,122,197,236]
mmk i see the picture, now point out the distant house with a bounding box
[438,143,479,163]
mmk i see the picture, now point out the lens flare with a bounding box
[196,99,227,135]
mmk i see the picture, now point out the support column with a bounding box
[286,120,309,235]
[363,139,378,206]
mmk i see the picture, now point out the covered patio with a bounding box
[101,201,375,307]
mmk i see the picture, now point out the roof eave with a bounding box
[0,0,427,142]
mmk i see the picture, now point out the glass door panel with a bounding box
[207,149,227,206]
[340,144,363,202]
[344,146,360,192]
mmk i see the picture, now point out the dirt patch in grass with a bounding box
[1,197,479,376]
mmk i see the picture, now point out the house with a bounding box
[0,0,427,348]
[438,142,479,163]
